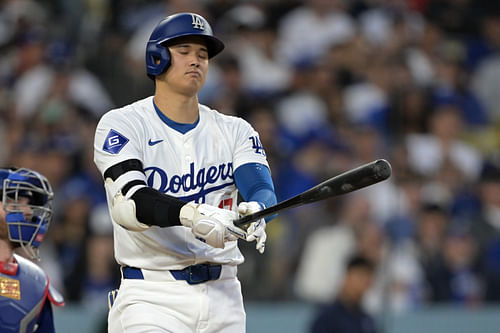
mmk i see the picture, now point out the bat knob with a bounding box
[374,159,392,180]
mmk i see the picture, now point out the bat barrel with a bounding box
[234,159,392,228]
[310,159,392,201]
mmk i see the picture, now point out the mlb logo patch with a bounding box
[103,129,129,154]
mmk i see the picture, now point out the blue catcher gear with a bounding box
[0,168,53,260]
[145,12,225,79]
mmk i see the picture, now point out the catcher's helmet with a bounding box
[0,167,53,260]
[145,12,225,78]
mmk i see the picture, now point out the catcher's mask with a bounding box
[1,168,54,260]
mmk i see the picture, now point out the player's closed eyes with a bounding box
[180,51,208,60]
[174,46,208,59]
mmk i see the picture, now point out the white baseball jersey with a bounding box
[94,96,269,270]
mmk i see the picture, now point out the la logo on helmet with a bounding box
[191,14,205,30]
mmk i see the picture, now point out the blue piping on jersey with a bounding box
[153,100,199,134]
[176,181,235,203]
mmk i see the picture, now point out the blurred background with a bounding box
[2,0,500,332]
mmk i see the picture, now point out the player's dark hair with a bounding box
[346,254,375,272]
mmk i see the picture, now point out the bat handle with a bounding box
[234,215,251,228]
[233,209,269,228]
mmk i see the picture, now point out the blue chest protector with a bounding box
[0,254,63,333]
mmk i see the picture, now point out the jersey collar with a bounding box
[153,100,199,134]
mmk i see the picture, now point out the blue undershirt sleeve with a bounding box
[234,162,277,222]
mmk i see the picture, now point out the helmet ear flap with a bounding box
[145,42,171,77]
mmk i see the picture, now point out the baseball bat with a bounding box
[234,159,392,228]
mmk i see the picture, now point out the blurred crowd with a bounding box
[2,0,500,320]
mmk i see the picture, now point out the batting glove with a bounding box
[179,202,246,249]
[238,202,267,254]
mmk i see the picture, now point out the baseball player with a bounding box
[93,12,277,332]
[0,167,65,333]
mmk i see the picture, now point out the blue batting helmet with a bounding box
[145,12,225,78]
[0,168,53,260]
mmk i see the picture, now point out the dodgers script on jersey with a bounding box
[94,96,269,270]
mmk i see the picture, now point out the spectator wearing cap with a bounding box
[430,40,489,128]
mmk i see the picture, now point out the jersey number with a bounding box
[218,198,233,210]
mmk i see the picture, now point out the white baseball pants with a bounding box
[108,266,246,333]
